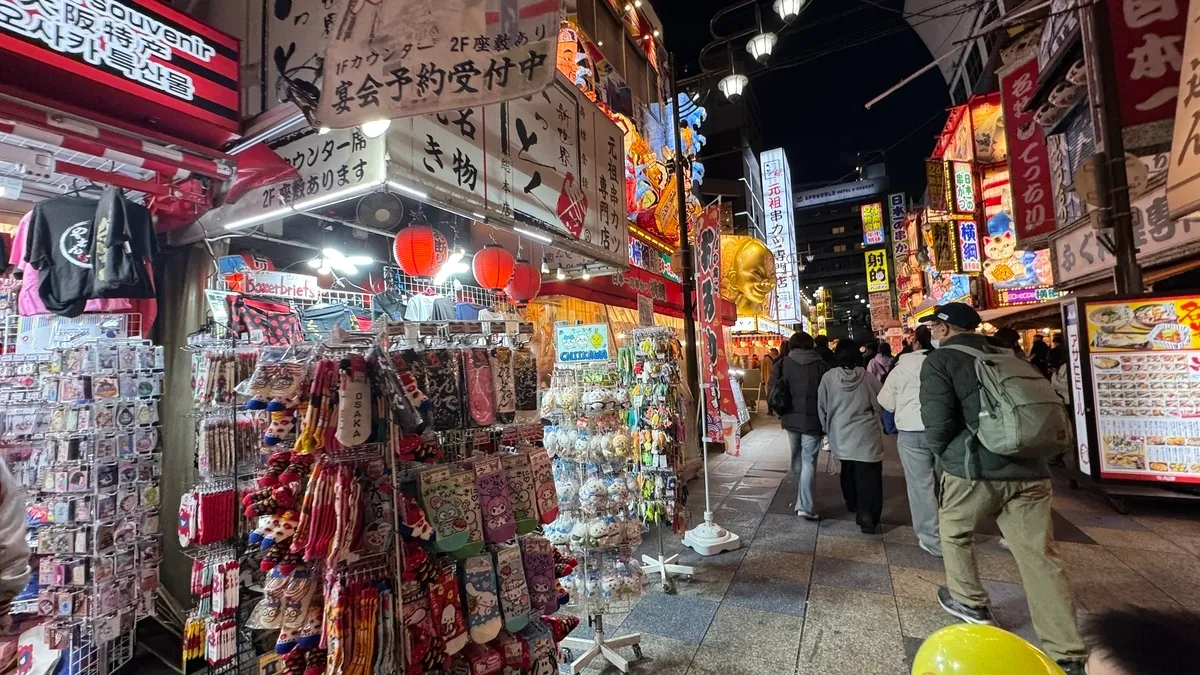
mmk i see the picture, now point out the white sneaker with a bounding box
[796,510,820,521]
[918,539,943,558]
[998,537,1011,551]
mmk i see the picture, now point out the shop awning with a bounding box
[540,267,737,326]
[978,299,1067,326]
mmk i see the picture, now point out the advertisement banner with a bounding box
[1106,0,1187,128]
[1084,294,1200,484]
[950,161,976,214]
[1064,301,1091,475]
[999,55,1058,238]
[865,249,889,293]
[555,324,610,363]
[869,292,893,331]
[695,204,735,442]
[958,221,982,273]
[888,193,908,264]
[317,0,561,126]
[760,149,801,323]
[793,178,884,209]
[861,202,885,246]
[926,160,948,212]
[1167,0,1200,219]
[931,221,959,273]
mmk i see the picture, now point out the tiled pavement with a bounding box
[563,415,1200,674]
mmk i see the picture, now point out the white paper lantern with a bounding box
[774,0,805,23]
[718,73,749,102]
[746,32,777,63]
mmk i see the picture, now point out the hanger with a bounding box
[64,177,103,197]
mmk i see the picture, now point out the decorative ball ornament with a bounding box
[473,244,516,290]
[393,225,449,277]
[506,259,543,304]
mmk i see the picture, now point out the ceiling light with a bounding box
[718,73,749,102]
[432,247,466,285]
[597,40,604,46]
[855,294,860,299]
[774,0,805,23]
[514,226,553,244]
[746,32,777,63]
[634,0,642,6]
[653,29,660,37]
[624,3,632,10]
[386,180,428,199]
[360,118,391,138]
[556,265,566,280]
[541,260,550,274]
[582,271,591,280]
[307,247,374,276]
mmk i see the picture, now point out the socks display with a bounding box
[460,553,503,644]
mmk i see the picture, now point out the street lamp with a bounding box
[745,32,777,63]
[774,0,805,23]
[718,73,749,102]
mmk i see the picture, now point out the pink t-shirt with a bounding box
[11,212,157,331]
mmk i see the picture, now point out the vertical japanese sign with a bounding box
[931,221,960,273]
[1107,0,1187,128]
[1167,0,1200,219]
[1000,56,1058,238]
[865,249,889,293]
[951,161,976,214]
[926,160,948,212]
[861,202,885,246]
[958,221,982,273]
[695,204,734,442]
[887,193,908,265]
[1063,301,1090,475]
[760,148,800,323]
[316,0,561,126]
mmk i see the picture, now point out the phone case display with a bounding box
[541,362,650,615]
[1,339,164,674]
[623,330,688,532]
[1084,294,1200,484]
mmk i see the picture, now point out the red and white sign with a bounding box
[1107,0,1188,128]
[243,270,321,301]
[1000,56,1058,238]
[695,204,735,442]
[760,148,800,323]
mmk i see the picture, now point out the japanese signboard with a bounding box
[793,178,885,209]
[1052,184,1200,285]
[385,72,629,268]
[865,249,889,293]
[637,294,653,327]
[760,148,801,323]
[931,221,959,273]
[887,193,908,263]
[1106,0,1187,128]
[926,160,948,212]
[1063,300,1091,474]
[0,0,239,144]
[1000,55,1058,238]
[1167,0,1200,219]
[1084,293,1200,484]
[996,286,1066,306]
[869,291,893,332]
[555,323,610,363]
[695,204,735,442]
[957,221,982,273]
[951,161,976,214]
[266,0,327,113]
[861,202,885,246]
[201,126,385,229]
[316,0,560,127]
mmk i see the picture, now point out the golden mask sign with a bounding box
[720,235,778,316]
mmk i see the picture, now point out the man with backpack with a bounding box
[770,331,829,520]
[918,303,1086,675]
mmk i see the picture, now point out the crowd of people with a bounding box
[763,302,1196,675]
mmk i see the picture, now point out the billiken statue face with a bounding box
[722,236,777,315]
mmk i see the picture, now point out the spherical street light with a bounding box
[746,32,777,63]
[774,0,805,23]
[718,73,749,102]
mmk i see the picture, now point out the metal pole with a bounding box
[1089,0,1143,294]
[670,54,703,435]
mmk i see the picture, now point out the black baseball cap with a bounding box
[919,302,981,330]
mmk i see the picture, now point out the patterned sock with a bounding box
[424,350,464,431]
[451,469,485,558]
[460,554,503,644]
[513,347,539,421]
[335,355,371,447]
[520,534,558,616]
[494,542,531,633]
[526,447,559,524]
[419,467,469,553]
[501,453,538,535]
[428,563,469,655]
[465,347,496,427]
[475,457,517,543]
[490,347,517,424]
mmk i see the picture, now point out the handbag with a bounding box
[768,376,792,415]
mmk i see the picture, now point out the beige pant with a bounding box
[939,474,1086,662]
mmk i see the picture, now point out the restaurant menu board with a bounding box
[1085,295,1200,484]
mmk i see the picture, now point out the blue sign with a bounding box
[555,324,611,363]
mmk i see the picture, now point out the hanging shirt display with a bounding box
[92,187,158,299]
[24,196,100,316]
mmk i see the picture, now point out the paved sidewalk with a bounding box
[565,415,1200,674]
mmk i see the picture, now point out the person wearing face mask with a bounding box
[917,302,1086,675]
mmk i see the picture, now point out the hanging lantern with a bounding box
[473,244,516,290]
[774,0,805,23]
[393,225,449,277]
[718,73,748,102]
[506,259,542,304]
[746,33,777,63]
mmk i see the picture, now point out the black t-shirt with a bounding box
[92,187,157,299]
[25,196,99,317]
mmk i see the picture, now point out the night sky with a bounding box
[657,0,955,199]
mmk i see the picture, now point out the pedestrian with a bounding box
[1030,332,1051,376]
[818,339,885,533]
[813,334,836,366]
[861,341,878,364]
[867,342,896,382]
[761,347,778,416]
[1080,606,1199,675]
[990,327,1025,359]
[0,456,30,632]
[878,325,941,557]
[899,339,913,356]
[918,302,1086,673]
[770,331,829,520]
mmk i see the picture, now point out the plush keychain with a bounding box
[493,542,531,633]
[460,553,503,644]
[335,354,371,447]
[465,347,496,428]
[474,457,516,543]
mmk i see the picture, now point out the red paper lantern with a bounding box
[473,244,516,290]
[506,259,542,304]
[393,225,449,277]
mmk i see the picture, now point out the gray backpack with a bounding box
[942,345,1072,459]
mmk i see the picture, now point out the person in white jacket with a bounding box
[878,325,942,557]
